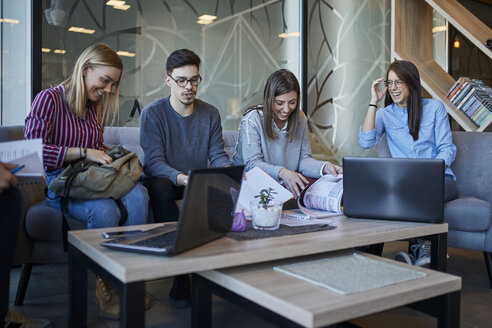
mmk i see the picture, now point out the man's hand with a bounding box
[278,168,309,198]
[0,162,18,193]
[176,173,189,186]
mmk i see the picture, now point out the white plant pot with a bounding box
[250,200,283,230]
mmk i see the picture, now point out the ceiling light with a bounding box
[117,50,136,57]
[432,26,447,33]
[0,18,19,24]
[198,14,217,21]
[106,0,125,6]
[68,26,96,34]
[114,4,130,10]
[278,32,300,38]
[454,38,460,48]
[41,48,51,53]
[54,49,66,54]
[197,19,213,25]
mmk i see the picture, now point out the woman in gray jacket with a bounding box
[233,69,342,198]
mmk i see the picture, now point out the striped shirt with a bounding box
[24,84,107,170]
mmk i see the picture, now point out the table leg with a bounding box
[429,232,447,271]
[120,281,145,328]
[191,274,212,328]
[68,246,87,328]
[437,291,460,328]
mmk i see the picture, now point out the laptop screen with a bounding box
[173,166,244,254]
[343,157,444,223]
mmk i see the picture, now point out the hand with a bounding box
[370,77,387,105]
[176,174,189,186]
[0,162,18,193]
[323,162,343,177]
[86,148,113,165]
[278,168,309,198]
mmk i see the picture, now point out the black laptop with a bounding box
[100,165,245,255]
[343,157,444,223]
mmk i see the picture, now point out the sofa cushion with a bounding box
[445,196,492,232]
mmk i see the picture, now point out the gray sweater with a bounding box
[232,109,325,181]
[140,96,231,184]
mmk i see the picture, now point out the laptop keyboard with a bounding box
[131,230,178,248]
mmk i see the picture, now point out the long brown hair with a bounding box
[384,60,423,140]
[262,69,300,142]
[63,44,123,124]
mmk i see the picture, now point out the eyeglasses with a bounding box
[385,79,405,88]
[168,75,202,87]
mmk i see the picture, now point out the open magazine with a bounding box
[235,167,343,220]
[283,174,343,220]
[0,139,44,177]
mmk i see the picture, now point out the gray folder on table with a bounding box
[343,157,444,223]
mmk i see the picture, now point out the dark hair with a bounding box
[262,69,300,141]
[166,49,201,75]
[384,60,423,140]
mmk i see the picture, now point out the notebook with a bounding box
[100,165,245,255]
[343,157,444,223]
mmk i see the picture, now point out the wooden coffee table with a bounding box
[194,251,461,328]
[67,216,448,327]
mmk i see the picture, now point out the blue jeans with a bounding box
[45,168,149,229]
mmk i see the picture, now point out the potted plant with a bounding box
[250,188,283,230]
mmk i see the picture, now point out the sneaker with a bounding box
[394,251,415,265]
[4,310,51,328]
[411,240,431,267]
[168,275,191,309]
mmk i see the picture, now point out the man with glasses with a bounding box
[139,49,231,307]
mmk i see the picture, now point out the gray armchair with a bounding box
[0,125,239,305]
[379,132,492,286]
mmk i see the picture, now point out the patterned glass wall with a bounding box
[40,0,300,128]
[307,0,390,162]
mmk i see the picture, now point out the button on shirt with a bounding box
[359,99,456,179]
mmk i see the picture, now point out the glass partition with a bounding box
[40,0,301,128]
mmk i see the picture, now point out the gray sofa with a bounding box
[379,132,492,286]
[0,125,238,305]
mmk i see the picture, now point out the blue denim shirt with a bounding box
[359,99,456,179]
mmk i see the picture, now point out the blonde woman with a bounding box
[24,44,149,319]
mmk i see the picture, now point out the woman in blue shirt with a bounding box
[359,60,458,202]
[359,60,458,266]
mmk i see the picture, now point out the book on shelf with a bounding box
[447,77,492,128]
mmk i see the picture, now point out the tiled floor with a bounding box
[8,241,492,327]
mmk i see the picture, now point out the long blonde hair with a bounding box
[62,44,123,124]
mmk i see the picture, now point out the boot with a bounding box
[95,277,152,320]
[95,277,120,320]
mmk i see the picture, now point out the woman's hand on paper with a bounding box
[87,149,113,165]
[0,162,18,193]
[323,162,343,177]
[279,168,309,198]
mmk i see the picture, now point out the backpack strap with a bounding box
[60,165,89,251]
[115,199,128,226]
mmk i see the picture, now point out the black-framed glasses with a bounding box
[384,79,405,88]
[168,75,202,87]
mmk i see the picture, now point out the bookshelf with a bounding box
[392,0,492,132]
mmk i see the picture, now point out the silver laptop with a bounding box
[343,157,444,223]
[100,166,245,255]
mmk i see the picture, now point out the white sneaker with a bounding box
[4,310,51,328]
[411,240,431,267]
[394,251,416,265]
